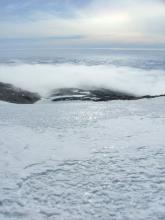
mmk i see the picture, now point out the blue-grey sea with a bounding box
[0,48,165,69]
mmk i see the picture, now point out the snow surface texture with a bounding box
[0,98,165,220]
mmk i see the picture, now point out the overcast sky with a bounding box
[0,0,165,48]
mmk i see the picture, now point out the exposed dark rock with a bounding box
[0,82,40,104]
[0,83,164,104]
[50,88,165,102]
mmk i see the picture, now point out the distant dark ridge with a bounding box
[50,88,165,102]
[0,82,40,104]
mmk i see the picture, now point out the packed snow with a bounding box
[0,98,165,220]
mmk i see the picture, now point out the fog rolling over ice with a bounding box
[0,63,165,97]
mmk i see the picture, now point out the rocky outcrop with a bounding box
[0,82,40,104]
[0,83,164,104]
[50,88,165,102]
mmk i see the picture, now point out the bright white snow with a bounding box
[0,98,165,220]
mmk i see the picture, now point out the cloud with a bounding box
[0,63,165,96]
[0,0,165,47]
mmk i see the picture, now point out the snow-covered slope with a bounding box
[0,98,165,220]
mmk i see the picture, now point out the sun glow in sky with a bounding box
[0,0,165,48]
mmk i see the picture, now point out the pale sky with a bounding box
[0,0,165,48]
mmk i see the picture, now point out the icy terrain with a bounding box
[0,98,165,220]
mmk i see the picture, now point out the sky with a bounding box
[0,0,165,49]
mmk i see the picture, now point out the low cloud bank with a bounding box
[0,63,165,97]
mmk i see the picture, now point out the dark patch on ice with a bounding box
[0,82,40,104]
